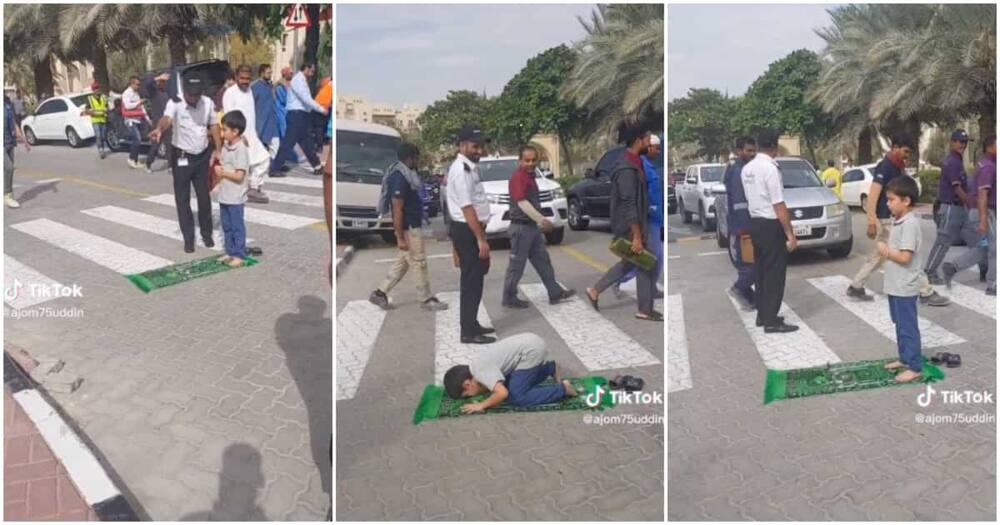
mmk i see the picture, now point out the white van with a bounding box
[335,119,402,243]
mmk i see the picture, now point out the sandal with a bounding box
[945,353,962,368]
[585,288,600,312]
[636,311,663,322]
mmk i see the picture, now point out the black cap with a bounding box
[181,73,206,96]
[951,129,973,142]
[455,125,490,145]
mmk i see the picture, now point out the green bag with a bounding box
[610,237,657,272]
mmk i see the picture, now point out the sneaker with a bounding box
[127,159,139,169]
[4,193,20,209]
[925,271,945,285]
[942,262,958,289]
[420,297,449,311]
[369,290,389,310]
[920,291,950,307]
[846,285,874,301]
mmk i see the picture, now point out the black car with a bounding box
[667,185,677,215]
[567,146,625,230]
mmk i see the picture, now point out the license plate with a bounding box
[793,224,812,237]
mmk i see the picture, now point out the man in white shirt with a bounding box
[447,125,495,344]
[740,129,799,333]
[121,75,148,169]
[223,64,271,203]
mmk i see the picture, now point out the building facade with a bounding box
[336,93,425,134]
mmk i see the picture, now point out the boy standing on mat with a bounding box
[214,111,251,267]
[878,176,924,383]
[443,333,577,412]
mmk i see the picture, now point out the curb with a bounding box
[4,352,139,521]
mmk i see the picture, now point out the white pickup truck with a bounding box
[677,162,726,231]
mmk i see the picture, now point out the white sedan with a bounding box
[20,93,96,148]
[840,163,922,210]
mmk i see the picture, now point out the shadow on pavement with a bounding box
[15,180,60,204]
[275,295,333,499]
[180,443,268,521]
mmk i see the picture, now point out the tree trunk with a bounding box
[91,45,110,94]
[979,112,996,142]
[906,117,921,169]
[168,32,187,66]
[33,55,55,100]
[304,4,321,93]
[804,135,818,168]
[857,126,873,164]
[558,131,574,178]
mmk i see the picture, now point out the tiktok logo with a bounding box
[917,384,936,407]
[586,384,605,408]
[4,278,22,303]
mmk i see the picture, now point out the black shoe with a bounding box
[764,322,799,333]
[269,171,287,178]
[549,289,576,305]
[461,334,496,344]
[279,164,291,173]
[502,298,531,309]
[846,285,874,301]
[248,246,263,256]
[368,290,389,310]
[476,325,495,335]
[202,237,215,249]
[184,243,195,253]
[756,316,784,327]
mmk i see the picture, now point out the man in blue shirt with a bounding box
[269,62,328,176]
[369,142,448,311]
[4,95,30,208]
[925,129,973,283]
[724,136,757,309]
[614,134,664,298]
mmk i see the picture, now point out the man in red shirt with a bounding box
[501,145,575,308]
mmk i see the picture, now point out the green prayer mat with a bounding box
[763,357,945,405]
[413,376,615,425]
[125,255,259,293]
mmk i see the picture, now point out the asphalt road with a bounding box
[4,143,332,520]
[667,206,996,520]
[335,215,664,520]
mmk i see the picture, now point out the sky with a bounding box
[668,4,836,100]
[337,4,597,107]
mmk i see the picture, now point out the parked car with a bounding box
[336,119,401,243]
[667,184,677,215]
[840,163,922,210]
[714,157,853,258]
[668,170,685,187]
[677,163,726,231]
[20,93,95,148]
[441,155,567,244]
[566,146,624,231]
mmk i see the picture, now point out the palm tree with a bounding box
[562,4,663,139]
[4,4,72,99]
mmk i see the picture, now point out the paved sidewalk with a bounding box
[4,389,97,521]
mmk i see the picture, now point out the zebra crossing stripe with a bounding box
[266,177,323,189]
[726,290,841,369]
[932,283,996,320]
[4,255,64,309]
[520,283,660,371]
[80,206,254,250]
[261,190,324,208]
[337,300,387,401]
[11,219,173,275]
[142,194,318,230]
[808,275,966,348]
[667,295,692,393]
[433,291,494,385]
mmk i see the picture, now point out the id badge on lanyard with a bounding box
[178,156,189,167]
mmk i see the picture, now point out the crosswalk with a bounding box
[336,286,664,401]
[668,272,994,395]
[5,174,324,309]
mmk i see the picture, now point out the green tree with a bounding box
[4,4,73,99]
[667,88,738,161]
[415,90,496,156]
[494,45,584,175]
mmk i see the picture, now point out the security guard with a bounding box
[446,125,495,344]
[84,82,110,159]
[148,73,222,253]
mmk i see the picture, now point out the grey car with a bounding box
[714,157,853,259]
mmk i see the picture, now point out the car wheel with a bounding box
[545,227,565,245]
[106,127,123,152]
[23,127,37,146]
[828,237,853,258]
[860,194,868,213]
[679,198,692,224]
[699,202,714,231]
[568,199,588,230]
[66,127,82,148]
[716,221,729,248]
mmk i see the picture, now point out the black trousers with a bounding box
[450,221,490,338]
[171,146,213,246]
[748,217,788,326]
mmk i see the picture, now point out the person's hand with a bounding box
[461,402,485,414]
[866,220,878,240]
[786,236,798,252]
[631,236,644,255]
[453,249,460,268]
[540,219,554,233]
[396,233,409,252]
[877,241,889,257]
[477,239,490,260]
[213,164,224,177]
[148,129,161,142]
[978,221,988,236]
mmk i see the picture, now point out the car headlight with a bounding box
[825,203,847,218]
[552,187,565,199]
[486,194,503,204]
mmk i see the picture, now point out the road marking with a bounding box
[266,176,323,189]
[81,205,255,250]
[520,283,660,371]
[667,295,692,393]
[63,176,151,198]
[336,300,387,401]
[667,255,680,260]
[434,291,493,385]
[11,218,172,274]
[727,290,841,369]
[932,283,996,320]
[808,275,966,348]
[698,250,727,257]
[261,189,324,208]
[374,253,452,264]
[143,193,318,230]
[33,178,62,185]
[557,245,609,273]
[4,255,64,309]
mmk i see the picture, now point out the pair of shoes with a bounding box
[269,171,287,178]
[942,263,958,289]
[763,322,799,333]
[461,334,496,344]
[930,352,962,368]
[846,285,874,301]
[920,291,950,307]
[549,289,576,305]
[4,193,20,209]
[502,298,531,309]
[420,297,449,311]
[756,316,784,327]
[368,290,389,310]
[925,271,945,285]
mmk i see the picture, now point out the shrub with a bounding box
[917,169,940,203]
